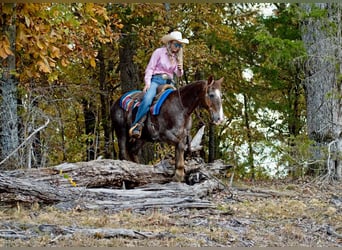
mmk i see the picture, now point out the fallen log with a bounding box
[0,222,171,240]
[0,172,71,203]
[55,180,220,211]
[4,159,175,189]
[0,158,232,211]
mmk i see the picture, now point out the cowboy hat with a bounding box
[161,31,189,44]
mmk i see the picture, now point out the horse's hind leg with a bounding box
[115,127,131,161]
[117,135,129,160]
[174,141,186,182]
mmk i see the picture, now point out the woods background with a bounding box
[1,3,342,182]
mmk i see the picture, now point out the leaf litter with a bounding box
[0,179,341,247]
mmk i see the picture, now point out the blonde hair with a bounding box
[166,42,183,67]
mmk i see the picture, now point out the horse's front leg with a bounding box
[174,141,185,182]
[128,139,144,163]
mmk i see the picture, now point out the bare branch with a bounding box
[0,117,50,166]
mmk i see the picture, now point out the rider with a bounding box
[129,31,189,138]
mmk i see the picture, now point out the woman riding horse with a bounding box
[111,76,224,182]
[129,31,189,138]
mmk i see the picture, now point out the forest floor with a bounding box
[0,176,341,247]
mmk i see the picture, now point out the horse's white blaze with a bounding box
[215,89,225,123]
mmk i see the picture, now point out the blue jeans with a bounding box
[132,75,171,125]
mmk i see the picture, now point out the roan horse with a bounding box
[110,76,224,182]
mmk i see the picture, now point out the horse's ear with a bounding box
[216,77,224,86]
[207,75,214,86]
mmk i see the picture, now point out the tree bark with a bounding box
[0,3,19,169]
[118,33,140,94]
[208,124,216,163]
[98,47,112,159]
[82,99,97,161]
[243,93,255,180]
[118,20,157,164]
[0,158,231,211]
[300,3,342,180]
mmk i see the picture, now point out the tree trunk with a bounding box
[118,25,156,163]
[118,33,140,93]
[82,99,96,161]
[208,124,216,163]
[193,69,207,160]
[0,3,19,169]
[243,93,255,180]
[301,3,342,181]
[98,47,112,159]
[288,74,305,179]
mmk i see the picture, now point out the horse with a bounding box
[110,76,224,182]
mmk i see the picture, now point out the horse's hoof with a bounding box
[173,172,185,182]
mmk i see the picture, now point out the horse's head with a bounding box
[203,76,225,125]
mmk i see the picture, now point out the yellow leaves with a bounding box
[51,46,61,59]
[59,169,77,187]
[47,71,58,83]
[0,35,14,59]
[61,57,69,67]
[17,24,27,49]
[36,39,45,50]
[37,59,51,73]
[12,3,122,82]
[85,3,95,15]
[89,57,96,68]
[24,16,31,28]
[115,23,124,30]
[95,6,109,21]
[1,3,15,15]
[37,53,60,73]
[84,3,110,21]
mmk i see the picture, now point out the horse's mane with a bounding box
[177,80,207,98]
[178,80,205,90]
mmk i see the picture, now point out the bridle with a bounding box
[177,79,216,117]
[204,79,215,112]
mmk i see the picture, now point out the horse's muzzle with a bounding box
[212,119,223,125]
[211,111,225,125]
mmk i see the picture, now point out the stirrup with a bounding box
[129,123,142,139]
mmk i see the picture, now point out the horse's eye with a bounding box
[209,93,215,99]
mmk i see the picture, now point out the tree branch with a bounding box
[0,117,50,166]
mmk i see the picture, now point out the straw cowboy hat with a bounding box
[161,31,189,44]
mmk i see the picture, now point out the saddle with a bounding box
[119,84,176,114]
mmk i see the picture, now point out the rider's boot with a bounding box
[129,123,143,138]
[129,116,146,139]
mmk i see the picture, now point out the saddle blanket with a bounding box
[119,88,175,116]
[152,88,174,115]
[119,90,141,111]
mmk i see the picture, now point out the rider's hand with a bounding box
[143,83,150,92]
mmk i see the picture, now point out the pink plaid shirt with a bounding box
[144,47,183,86]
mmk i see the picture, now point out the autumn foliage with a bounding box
[2,3,339,181]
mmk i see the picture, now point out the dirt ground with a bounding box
[0,178,341,247]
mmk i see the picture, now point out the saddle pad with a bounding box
[152,88,175,115]
[119,90,141,111]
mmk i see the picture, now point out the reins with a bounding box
[176,75,187,110]
[177,87,185,110]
